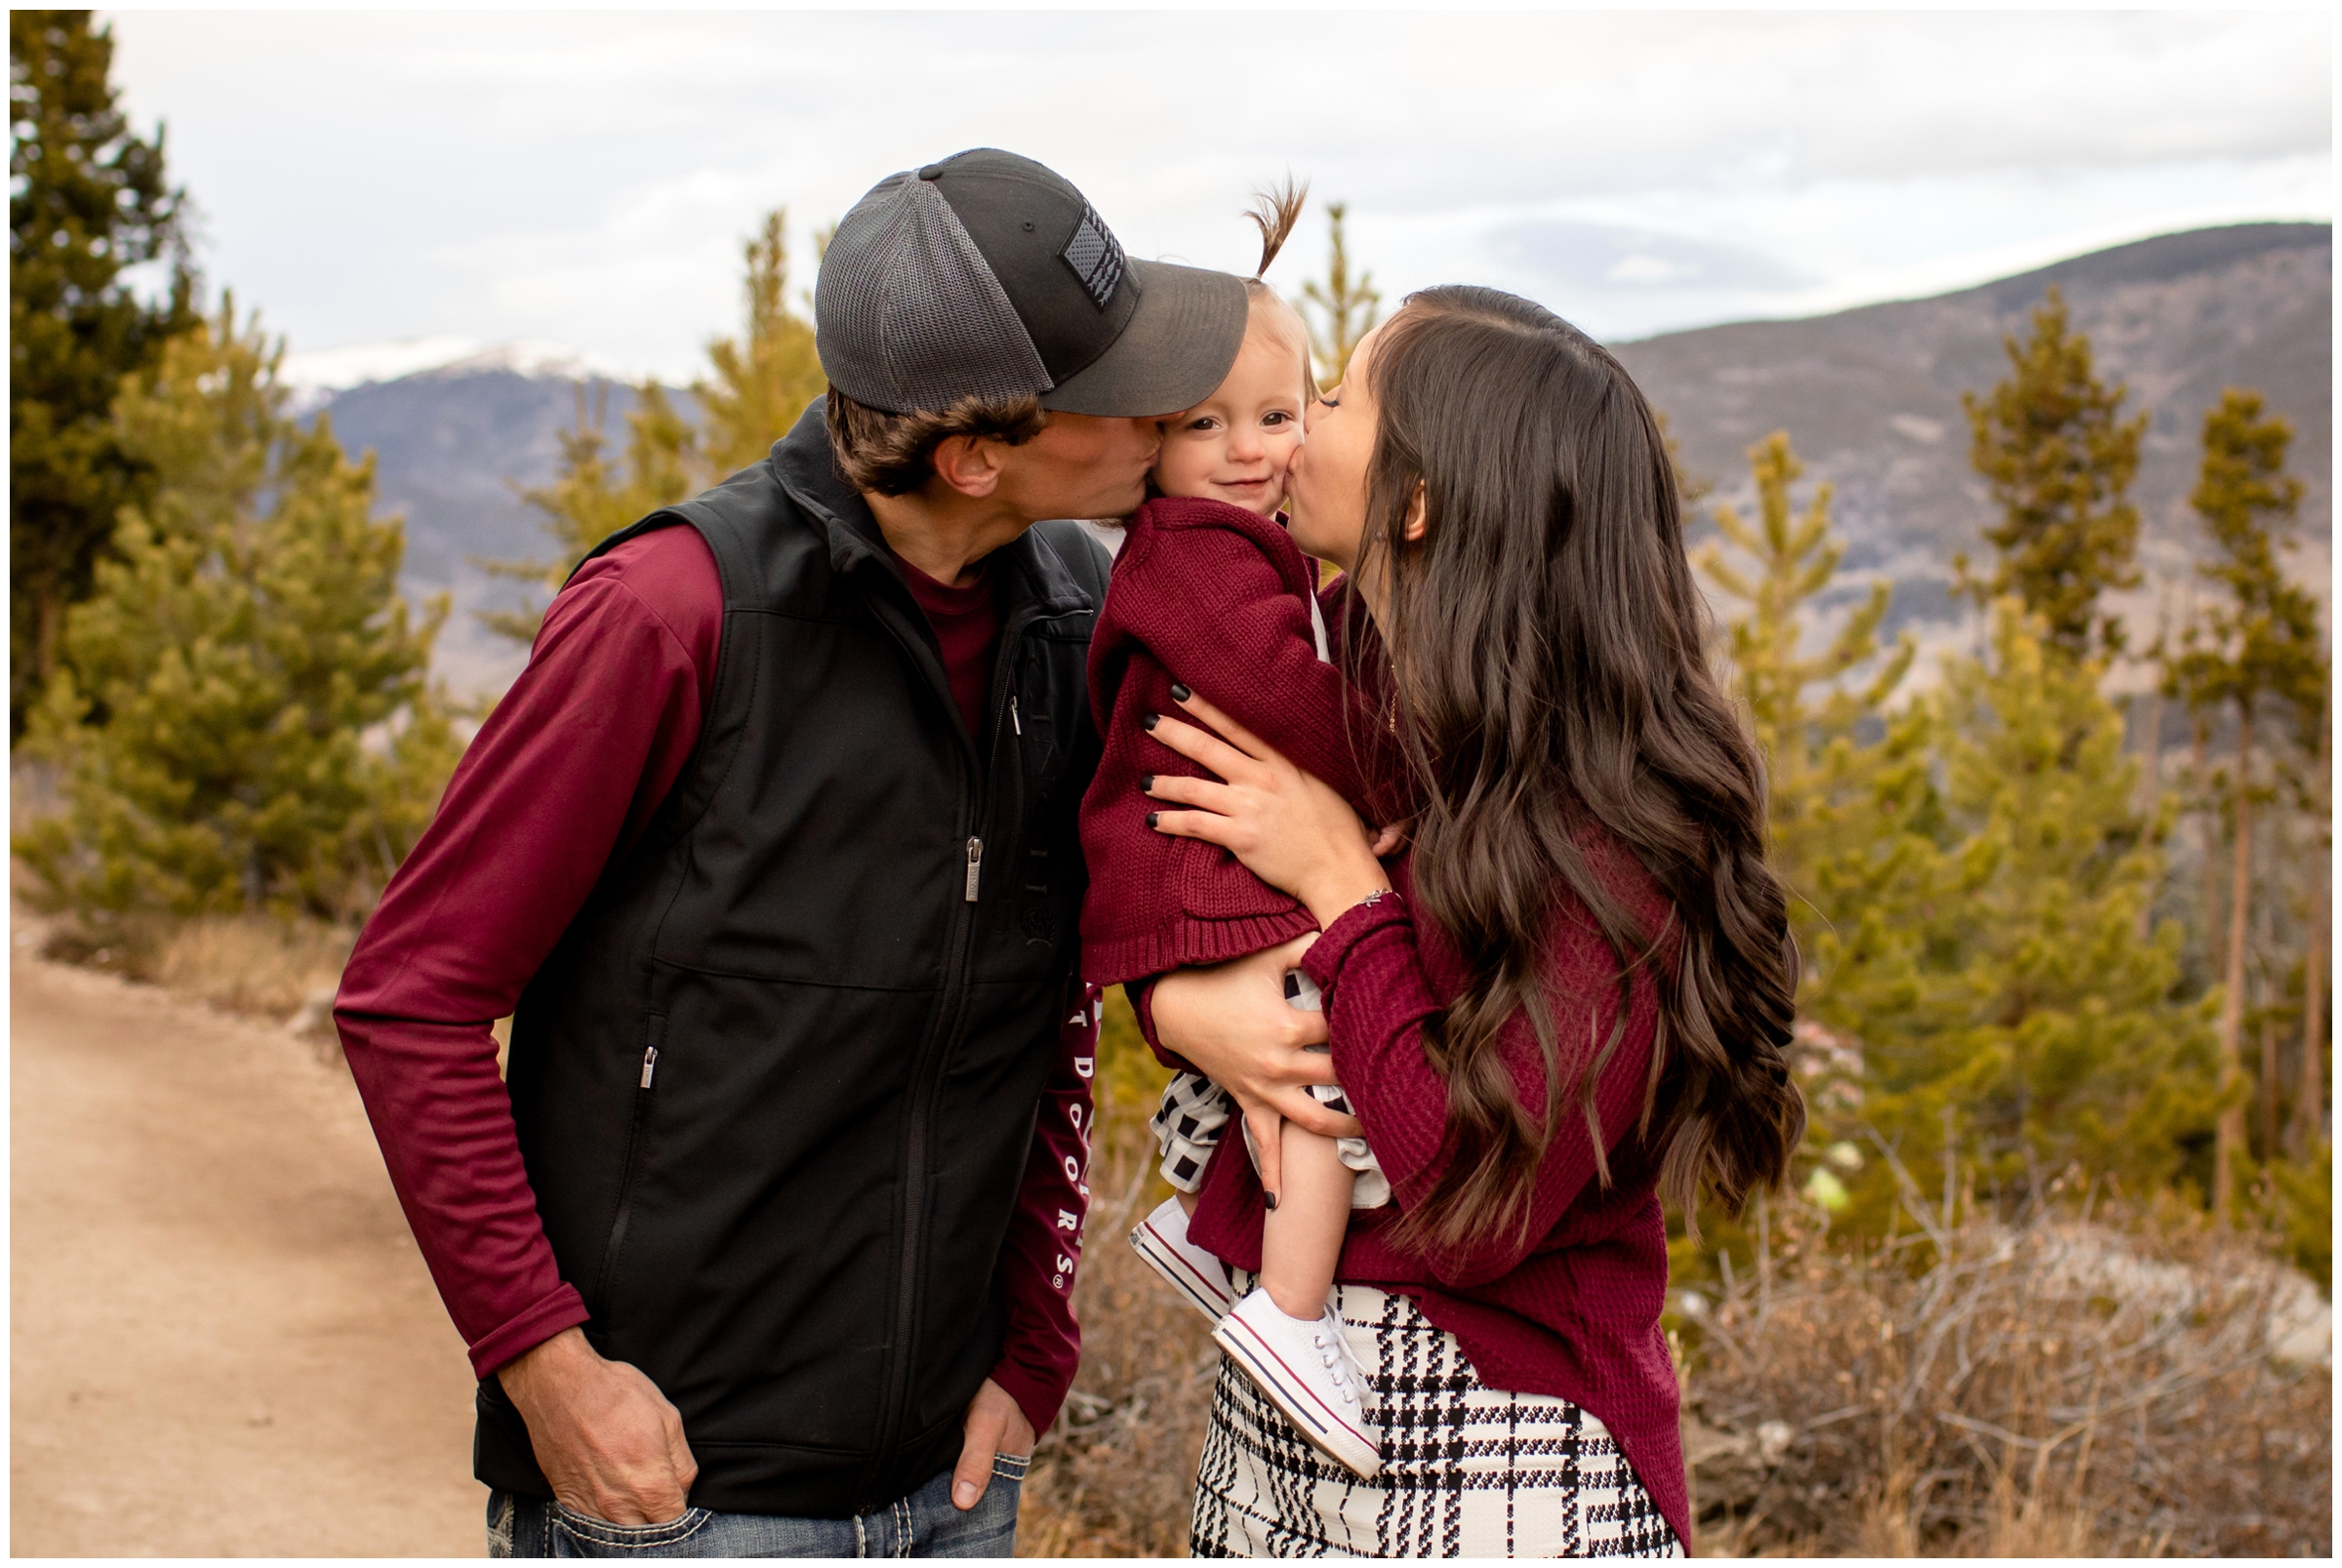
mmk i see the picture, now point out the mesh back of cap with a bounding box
[817,174,1052,414]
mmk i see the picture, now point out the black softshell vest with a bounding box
[474,400,1108,1517]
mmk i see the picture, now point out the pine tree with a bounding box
[1693,433,1937,1247]
[695,210,826,475]
[2171,388,2322,1215]
[1858,603,2214,1214]
[14,299,459,928]
[11,10,196,736]
[1958,288,2146,661]
[2290,676,2328,1162]
[1695,433,1932,1015]
[1698,434,1917,767]
[1300,201,1381,387]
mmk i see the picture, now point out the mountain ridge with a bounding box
[318,221,2330,697]
[1611,221,2329,663]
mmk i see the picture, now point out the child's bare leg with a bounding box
[1176,1187,1200,1217]
[1261,1123,1355,1319]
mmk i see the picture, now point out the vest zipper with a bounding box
[592,1037,665,1317]
[865,592,1053,1507]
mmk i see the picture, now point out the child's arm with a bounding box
[1112,516,1387,810]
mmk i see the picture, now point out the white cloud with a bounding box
[1607,256,1703,287]
[101,9,2331,380]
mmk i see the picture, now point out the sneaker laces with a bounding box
[1310,1326,1360,1404]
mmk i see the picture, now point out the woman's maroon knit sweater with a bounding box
[1077,496,1398,986]
[1170,840,1692,1550]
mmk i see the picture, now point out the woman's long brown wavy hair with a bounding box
[1351,286,1802,1251]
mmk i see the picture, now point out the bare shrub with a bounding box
[151,916,352,1030]
[1682,1146,2333,1557]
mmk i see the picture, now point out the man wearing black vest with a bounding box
[335,150,1248,1556]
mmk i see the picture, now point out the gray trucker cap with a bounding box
[816,148,1248,418]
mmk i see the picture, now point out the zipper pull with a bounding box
[639,1046,659,1090]
[1011,696,1022,736]
[965,837,984,902]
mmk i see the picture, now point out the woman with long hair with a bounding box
[1136,285,1804,1556]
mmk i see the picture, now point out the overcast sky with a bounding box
[103,8,2332,387]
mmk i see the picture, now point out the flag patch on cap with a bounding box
[1060,204,1126,310]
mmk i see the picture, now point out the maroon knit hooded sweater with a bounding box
[1077,496,1400,987]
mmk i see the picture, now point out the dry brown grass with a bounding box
[148,915,353,1025]
[28,905,354,1043]
[1681,1149,2332,1557]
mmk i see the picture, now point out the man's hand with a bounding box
[497,1327,698,1525]
[950,1378,1036,1510]
[1151,940,1363,1141]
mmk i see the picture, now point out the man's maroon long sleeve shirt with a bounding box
[334,525,1092,1437]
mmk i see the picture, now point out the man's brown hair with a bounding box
[826,386,1048,497]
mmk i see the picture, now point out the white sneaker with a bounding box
[1128,1196,1237,1323]
[1211,1288,1381,1476]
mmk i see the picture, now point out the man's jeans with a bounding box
[487,1457,1026,1558]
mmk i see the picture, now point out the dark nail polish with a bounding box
[1140,774,1154,790]
[1170,682,1191,703]
[1146,811,1160,829]
[1142,712,1159,731]
[1264,1191,1278,1211]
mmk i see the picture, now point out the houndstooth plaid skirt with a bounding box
[1190,1282,1682,1558]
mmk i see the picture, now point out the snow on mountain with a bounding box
[280,337,633,415]
[424,341,633,384]
[281,335,476,389]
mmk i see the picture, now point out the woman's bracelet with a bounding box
[1312,883,1398,932]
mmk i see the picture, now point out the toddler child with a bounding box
[1077,183,1400,1478]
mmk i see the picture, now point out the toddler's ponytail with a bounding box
[1245,178,1309,280]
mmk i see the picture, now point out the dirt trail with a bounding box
[11,938,484,1556]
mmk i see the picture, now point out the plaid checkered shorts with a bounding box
[1151,1069,1390,1207]
[1190,1281,1682,1558]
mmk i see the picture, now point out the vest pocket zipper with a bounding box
[964,836,983,902]
[592,1015,667,1318]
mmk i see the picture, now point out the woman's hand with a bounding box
[1150,941,1360,1146]
[1141,689,1393,931]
